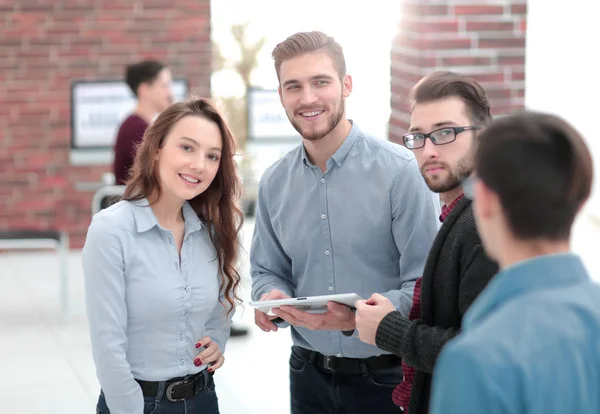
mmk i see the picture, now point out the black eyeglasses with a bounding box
[403,126,482,149]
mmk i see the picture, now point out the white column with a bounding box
[525,0,600,218]
[525,0,600,280]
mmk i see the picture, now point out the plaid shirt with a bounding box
[392,194,464,411]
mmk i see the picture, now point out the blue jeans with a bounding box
[290,346,403,414]
[96,370,219,414]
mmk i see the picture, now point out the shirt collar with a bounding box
[181,202,204,232]
[301,120,360,168]
[464,252,590,328]
[131,198,203,234]
[440,194,465,222]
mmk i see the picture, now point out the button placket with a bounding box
[317,170,340,352]
[318,173,335,295]
[181,237,188,269]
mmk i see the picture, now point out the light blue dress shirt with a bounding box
[430,253,600,414]
[250,122,439,358]
[82,199,231,414]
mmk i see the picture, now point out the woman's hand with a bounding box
[193,336,224,372]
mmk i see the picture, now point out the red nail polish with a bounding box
[194,358,201,366]
[208,368,213,372]
[195,343,202,348]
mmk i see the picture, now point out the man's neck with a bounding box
[134,101,157,125]
[303,119,352,173]
[440,187,464,206]
[498,238,571,270]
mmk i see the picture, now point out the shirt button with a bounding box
[320,178,325,183]
[184,309,189,316]
[185,286,191,292]
[321,214,326,219]
[325,250,330,255]
[328,287,333,291]
[179,334,184,341]
[180,359,185,366]
[336,353,342,357]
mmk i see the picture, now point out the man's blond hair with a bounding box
[271,31,346,82]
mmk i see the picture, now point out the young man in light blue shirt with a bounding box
[250,31,440,414]
[430,111,599,413]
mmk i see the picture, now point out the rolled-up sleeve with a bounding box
[82,217,143,414]
[382,158,439,316]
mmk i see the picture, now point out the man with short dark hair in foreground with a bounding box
[430,111,599,414]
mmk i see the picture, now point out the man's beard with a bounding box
[288,96,344,141]
[422,149,474,194]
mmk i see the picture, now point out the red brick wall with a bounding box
[389,0,527,144]
[0,1,212,248]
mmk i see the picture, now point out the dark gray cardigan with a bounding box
[376,197,499,414]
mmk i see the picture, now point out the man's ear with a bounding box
[342,74,352,97]
[137,82,150,99]
[475,180,500,220]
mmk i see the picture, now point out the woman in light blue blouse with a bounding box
[82,98,243,414]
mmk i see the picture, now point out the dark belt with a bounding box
[299,347,401,375]
[135,370,212,403]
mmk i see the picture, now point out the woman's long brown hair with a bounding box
[123,97,244,316]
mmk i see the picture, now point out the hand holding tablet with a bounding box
[253,289,291,332]
[250,293,364,316]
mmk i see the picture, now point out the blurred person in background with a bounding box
[113,59,173,186]
[430,111,599,414]
[354,71,499,414]
[250,31,439,414]
[83,98,243,414]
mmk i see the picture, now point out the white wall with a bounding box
[525,0,599,220]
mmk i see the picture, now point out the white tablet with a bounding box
[249,293,363,316]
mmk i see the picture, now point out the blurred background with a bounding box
[1,0,598,413]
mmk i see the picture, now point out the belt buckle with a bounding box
[165,379,190,403]
[325,355,335,371]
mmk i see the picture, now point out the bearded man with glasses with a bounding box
[355,71,499,414]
